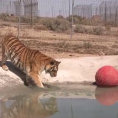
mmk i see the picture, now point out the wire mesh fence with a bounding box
[0,0,118,57]
[0,0,118,37]
[0,1,117,33]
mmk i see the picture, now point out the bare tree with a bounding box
[90,5,92,18]
[115,7,118,26]
[95,7,98,15]
[109,7,112,22]
[31,0,33,26]
[68,0,71,17]
[71,0,74,39]
[104,1,107,26]
[51,6,54,17]
[18,0,21,39]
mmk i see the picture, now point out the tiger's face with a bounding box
[45,60,61,77]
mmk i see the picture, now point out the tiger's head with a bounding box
[45,60,61,77]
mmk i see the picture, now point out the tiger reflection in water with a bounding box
[0,93,57,118]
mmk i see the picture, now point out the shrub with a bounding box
[34,25,47,30]
[21,17,31,23]
[74,25,104,35]
[0,13,9,20]
[57,15,64,19]
[39,18,70,32]
[105,25,111,31]
[55,19,70,32]
[83,42,92,49]
[0,13,17,22]
[93,26,104,35]
[74,25,87,33]
[67,15,85,24]
[40,18,56,31]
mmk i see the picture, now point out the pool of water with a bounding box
[0,84,118,118]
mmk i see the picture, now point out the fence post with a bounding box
[71,0,74,39]
[69,0,71,17]
[115,7,118,26]
[18,0,21,39]
[31,0,33,26]
[104,1,107,26]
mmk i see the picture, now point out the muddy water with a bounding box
[0,84,118,118]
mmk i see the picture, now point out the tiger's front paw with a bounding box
[2,65,9,71]
[37,83,44,88]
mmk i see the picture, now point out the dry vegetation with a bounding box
[0,14,118,58]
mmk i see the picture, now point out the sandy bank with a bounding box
[0,55,118,88]
[43,55,118,83]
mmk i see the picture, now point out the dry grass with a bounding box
[0,24,118,58]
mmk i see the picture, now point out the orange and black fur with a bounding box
[1,35,60,88]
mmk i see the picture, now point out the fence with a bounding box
[0,0,118,39]
[0,0,118,57]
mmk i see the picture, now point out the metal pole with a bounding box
[71,0,74,39]
[18,0,21,39]
[51,6,54,17]
[10,0,12,15]
[69,0,71,17]
[31,0,33,26]
[115,7,118,26]
[104,1,107,26]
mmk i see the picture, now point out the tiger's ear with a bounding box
[50,60,61,65]
[50,61,55,65]
[57,61,61,65]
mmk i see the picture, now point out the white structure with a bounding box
[0,0,38,17]
[14,1,24,16]
[0,0,15,15]
[23,0,38,17]
[0,56,118,87]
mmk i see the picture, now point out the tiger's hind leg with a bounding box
[1,46,9,71]
[24,75,36,87]
[24,75,30,86]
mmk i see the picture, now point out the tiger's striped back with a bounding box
[2,35,31,71]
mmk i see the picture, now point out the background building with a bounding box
[0,0,15,15]
[0,0,38,17]
[14,1,24,16]
[23,0,38,17]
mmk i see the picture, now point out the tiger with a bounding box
[1,34,61,88]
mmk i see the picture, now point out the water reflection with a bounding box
[1,86,118,118]
[0,92,57,118]
[95,87,118,106]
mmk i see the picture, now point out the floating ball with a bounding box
[95,66,118,86]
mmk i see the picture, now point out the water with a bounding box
[0,84,118,118]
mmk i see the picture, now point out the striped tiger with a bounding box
[1,34,61,88]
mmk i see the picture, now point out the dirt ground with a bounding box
[0,25,118,58]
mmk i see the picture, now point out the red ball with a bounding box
[95,66,118,86]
